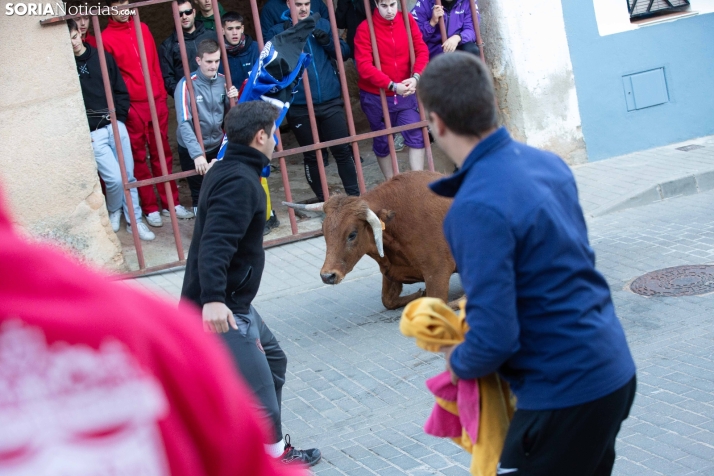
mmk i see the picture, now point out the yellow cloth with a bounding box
[261,177,271,221]
[400,297,515,476]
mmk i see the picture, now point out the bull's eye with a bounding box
[347,231,357,242]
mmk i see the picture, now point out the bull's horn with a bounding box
[365,208,385,258]
[282,201,324,212]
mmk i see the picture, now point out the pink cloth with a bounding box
[424,371,481,443]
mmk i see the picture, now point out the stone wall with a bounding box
[0,14,125,270]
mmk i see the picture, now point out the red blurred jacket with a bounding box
[0,186,305,476]
[354,10,429,96]
[102,18,166,102]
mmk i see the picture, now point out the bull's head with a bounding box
[283,197,385,285]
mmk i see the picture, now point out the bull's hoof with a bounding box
[382,288,426,310]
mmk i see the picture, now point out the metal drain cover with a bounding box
[630,265,714,297]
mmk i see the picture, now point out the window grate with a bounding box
[628,0,690,20]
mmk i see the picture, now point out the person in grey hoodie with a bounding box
[175,39,238,211]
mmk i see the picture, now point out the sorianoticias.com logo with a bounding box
[4,2,136,16]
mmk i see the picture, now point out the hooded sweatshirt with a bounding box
[217,34,259,90]
[410,0,476,58]
[74,43,130,131]
[159,21,218,97]
[102,18,166,103]
[354,10,429,95]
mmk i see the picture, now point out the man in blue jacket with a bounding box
[265,0,360,201]
[419,52,636,475]
[217,12,259,90]
[260,0,330,40]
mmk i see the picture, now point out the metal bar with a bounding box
[211,0,236,108]
[362,0,400,175]
[398,0,434,172]
[133,11,185,260]
[433,0,448,45]
[646,0,656,12]
[288,0,330,201]
[125,121,430,189]
[172,1,206,152]
[92,15,145,269]
[468,0,485,62]
[323,0,366,194]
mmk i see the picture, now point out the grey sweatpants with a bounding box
[220,305,287,443]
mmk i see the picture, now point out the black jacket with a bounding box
[181,143,269,314]
[75,44,130,130]
[159,22,217,97]
[336,0,374,56]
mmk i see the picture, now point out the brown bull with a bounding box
[285,171,456,310]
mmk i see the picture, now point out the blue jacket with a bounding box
[265,13,349,106]
[217,35,260,90]
[430,127,636,411]
[260,0,331,39]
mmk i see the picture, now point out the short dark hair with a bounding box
[67,18,79,33]
[221,11,244,25]
[225,101,280,146]
[177,0,193,6]
[196,39,220,58]
[417,52,498,138]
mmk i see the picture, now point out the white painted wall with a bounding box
[480,0,586,163]
[594,0,714,36]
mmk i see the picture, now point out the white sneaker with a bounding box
[127,220,156,241]
[145,211,163,227]
[109,210,122,232]
[162,204,195,219]
[193,206,198,216]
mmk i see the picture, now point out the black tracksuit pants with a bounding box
[287,98,360,201]
[498,375,637,476]
[220,305,287,444]
[178,144,220,208]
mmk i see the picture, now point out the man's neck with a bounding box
[200,7,213,16]
[184,24,196,34]
[451,127,497,168]
[74,44,87,57]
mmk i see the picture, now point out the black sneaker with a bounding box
[279,434,321,467]
[267,211,280,230]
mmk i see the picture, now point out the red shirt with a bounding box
[354,10,429,96]
[0,186,305,476]
[102,19,166,102]
[84,32,97,47]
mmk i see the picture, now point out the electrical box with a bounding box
[622,68,669,111]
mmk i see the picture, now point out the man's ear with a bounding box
[429,111,447,139]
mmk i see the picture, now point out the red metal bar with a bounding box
[468,0,486,62]
[172,1,206,152]
[323,0,366,194]
[133,11,185,260]
[125,121,429,189]
[362,0,399,175]
[92,15,145,269]
[433,0,448,45]
[288,0,330,201]
[398,0,434,172]
[211,0,236,108]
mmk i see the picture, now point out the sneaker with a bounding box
[145,211,163,227]
[193,206,198,216]
[280,435,321,467]
[394,132,406,152]
[162,204,195,219]
[109,210,122,232]
[127,220,156,241]
[266,211,280,230]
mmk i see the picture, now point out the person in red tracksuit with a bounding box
[102,0,194,227]
[354,0,429,179]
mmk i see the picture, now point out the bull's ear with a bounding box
[378,209,396,223]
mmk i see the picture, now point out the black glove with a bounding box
[313,28,331,46]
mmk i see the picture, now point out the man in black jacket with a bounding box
[68,19,155,241]
[180,101,321,467]
[159,0,217,97]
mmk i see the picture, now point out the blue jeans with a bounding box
[90,122,142,222]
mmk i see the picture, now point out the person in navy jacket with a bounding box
[217,12,259,91]
[264,1,360,201]
[419,52,637,475]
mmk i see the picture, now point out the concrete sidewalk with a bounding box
[128,135,714,475]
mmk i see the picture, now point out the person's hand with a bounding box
[313,28,331,46]
[401,77,417,96]
[194,155,209,175]
[206,158,217,172]
[429,4,444,26]
[202,302,238,333]
[442,34,461,53]
[441,345,459,385]
[226,85,238,99]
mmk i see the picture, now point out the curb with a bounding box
[594,170,714,217]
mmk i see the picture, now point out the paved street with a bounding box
[130,135,714,475]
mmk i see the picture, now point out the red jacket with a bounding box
[85,32,97,47]
[0,186,305,476]
[102,19,166,103]
[354,10,429,96]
